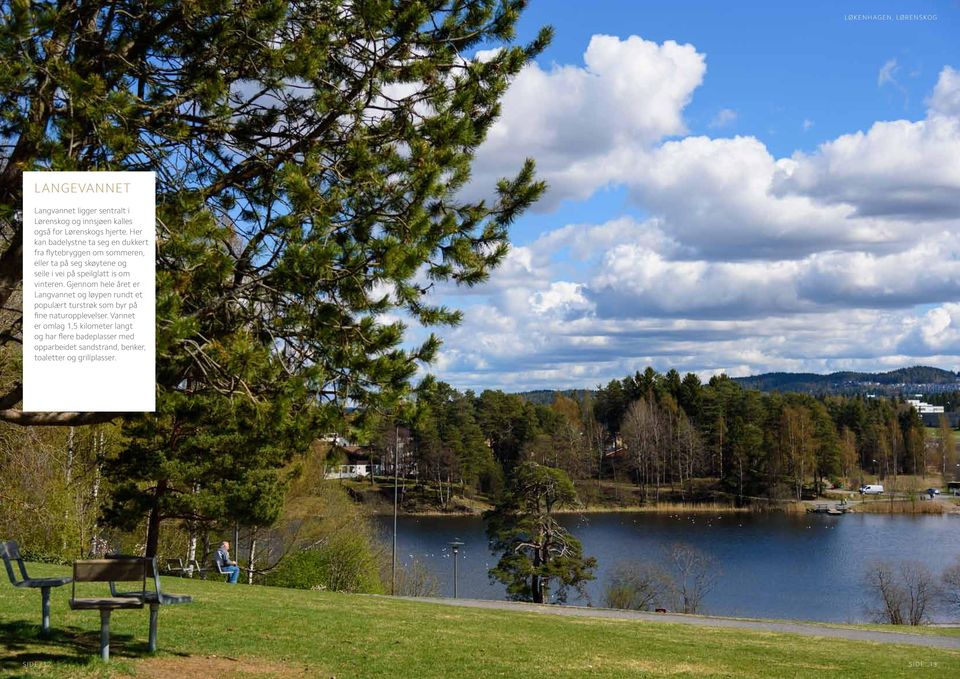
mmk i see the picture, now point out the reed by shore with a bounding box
[855,499,948,514]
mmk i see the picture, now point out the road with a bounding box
[394,595,960,650]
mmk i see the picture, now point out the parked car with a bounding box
[859,484,884,495]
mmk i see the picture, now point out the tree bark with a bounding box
[247,533,257,585]
[144,480,168,557]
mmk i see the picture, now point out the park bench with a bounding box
[1,540,72,635]
[212,556,254,583]
[69,558,146,661]
[162,558,188,577]
[187,558,211,579]
[213,558,235,581]
[107,555,193,652]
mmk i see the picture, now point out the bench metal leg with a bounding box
[148,603,159,652]
[100,609,111,662]
[40,586,51,635]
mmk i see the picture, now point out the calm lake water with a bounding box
[375,512,960,622]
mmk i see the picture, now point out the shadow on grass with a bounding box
[0,618,171,671]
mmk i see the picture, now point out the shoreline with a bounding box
[373,503,767,517]
[368,498,960,518]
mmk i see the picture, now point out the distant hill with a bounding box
[732,366,960,394]
[512,366,960,401]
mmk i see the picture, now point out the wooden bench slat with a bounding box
[74,559,147,583]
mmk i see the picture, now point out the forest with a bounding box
[2,365,957,594]
[366,368,958,507]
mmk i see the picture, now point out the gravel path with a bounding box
[397,596,960,650]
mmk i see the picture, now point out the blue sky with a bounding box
[414,1,960,391]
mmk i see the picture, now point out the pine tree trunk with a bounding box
[144,480,167,557]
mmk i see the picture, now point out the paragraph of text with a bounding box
[24,171,156,412]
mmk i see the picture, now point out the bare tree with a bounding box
[604,560,669,611]
[942,558,960,615]
[394,559,440,598]
[782,405,815,501]
[839,426,859,487]
[665,543,718,614]
[864,560,934,625]
[622,397,670,502]
[937,415,957,480]
[675,411,704,500]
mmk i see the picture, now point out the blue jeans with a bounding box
[223,565,240,584]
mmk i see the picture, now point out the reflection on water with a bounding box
[374,512,960,622]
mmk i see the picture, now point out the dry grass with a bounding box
[572,501,752,514]
[856,499,946,514]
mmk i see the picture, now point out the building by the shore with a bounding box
[907,397,959,427]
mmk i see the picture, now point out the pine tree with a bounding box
[486,462,595,604]
[1,1,550,552]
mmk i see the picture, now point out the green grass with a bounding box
[1,563,958,678]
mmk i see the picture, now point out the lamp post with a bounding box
[392,428,401,596]
[449,539,464,598]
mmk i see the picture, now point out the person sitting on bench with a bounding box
[215,541,240,584]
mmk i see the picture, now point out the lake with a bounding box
[375,511,960,622]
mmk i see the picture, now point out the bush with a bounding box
[604,561,666,610]
[393,559,440,597]
[664,543,719,614]
[942,557,960,614]
[863,560,934,625]
[264,532,383,593]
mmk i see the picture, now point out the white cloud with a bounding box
[425,298,960,391]
[416,42,960,390]
[928,65,960,118]
[898,304,960,354]
[624,135,901,258]
[589,245,805,318]
[528,281,593,317]
[877,58,909,107]
[878,58,899,87]
[470,34,706,207]
[775,101,960,219]
[708,108,737,128]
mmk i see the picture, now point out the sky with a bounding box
[412,0,960,392]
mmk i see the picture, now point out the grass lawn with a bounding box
[1,563,958,678]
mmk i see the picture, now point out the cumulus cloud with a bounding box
[774,66,960,220]
[928,65,960,118]
[898,304,960,355]
[418,41,960,390]
[426,299,956,391]
[531,216,685,262]
[796,240,960,307]
[624,135,905,258]
[774,117,960,220]
[575,235,960,320]
[589,245,805,318]
[469,34,706,207]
